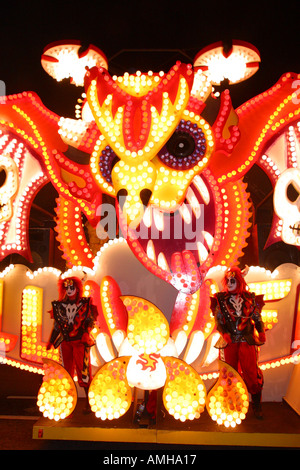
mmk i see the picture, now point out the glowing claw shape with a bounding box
[100,276,128,336]
[88,357,132,420]
[206,360,249,427]
[170,279,215,363]
[37,359,77,421]
[162,357,206,422]
[121,295,170,354]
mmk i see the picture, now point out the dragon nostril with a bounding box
[140,188,152,207]
[117,189,128,210]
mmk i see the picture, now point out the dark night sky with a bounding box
[0,0,299,117]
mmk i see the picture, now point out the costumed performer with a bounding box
[210,266,266,419]
[47,276,97,413]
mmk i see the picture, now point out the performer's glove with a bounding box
[258,332,266,343]
[223,333,232,345]
[81,332,94,346]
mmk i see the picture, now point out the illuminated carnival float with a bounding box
[0,39,299,443]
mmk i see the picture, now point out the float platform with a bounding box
[32,399,300,448]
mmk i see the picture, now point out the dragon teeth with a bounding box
[192,174,210,205]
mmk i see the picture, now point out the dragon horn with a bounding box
[241,265,249,278]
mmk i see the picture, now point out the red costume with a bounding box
[210,267,266,418]
[47,277,97,399]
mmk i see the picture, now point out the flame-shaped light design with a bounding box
[37,359,77,421]
[88,357,132,420]
[162,357,206,422]
[206,360,249,427]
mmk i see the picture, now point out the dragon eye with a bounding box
[166,131,195,158]
[158,120,207,170]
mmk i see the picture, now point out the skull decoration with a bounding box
[274,168,300,246]
[0,153,18,223]
[0,129,49,262]
[258,121,300,249]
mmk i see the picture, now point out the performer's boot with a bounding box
[251,392,263,420]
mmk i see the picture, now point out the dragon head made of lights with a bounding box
[0,41,300,362]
